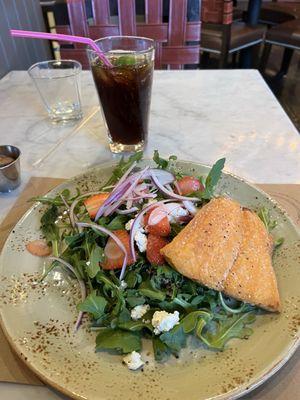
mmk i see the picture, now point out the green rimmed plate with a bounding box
[0,159,299,400]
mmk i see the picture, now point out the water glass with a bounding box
[28,60,83,122]
[87,36,154,154]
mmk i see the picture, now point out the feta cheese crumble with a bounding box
[134,229,147,253]
[125,219,134,231]
[164,203,189,223]
[131,304,150,321]
[125,218,148,253]
[151,310,180,335]
[119,280,128,290]
[123,351,144,370]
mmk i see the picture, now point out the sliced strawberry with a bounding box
[84,193,110,219]
[144,207,171,237]
[101,230,135,270]
[26,239,51,257]
[146,234,169,265]
[175,176,204,196]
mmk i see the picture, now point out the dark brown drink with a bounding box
[91,55,153,152]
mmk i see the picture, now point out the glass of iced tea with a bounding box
[87,36,154,153]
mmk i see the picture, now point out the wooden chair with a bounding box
[55,0,202,69]
[260,18,300,77]
[200,0,266,68]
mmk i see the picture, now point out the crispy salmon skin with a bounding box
[161,197,243,290]
[223,209,281,312]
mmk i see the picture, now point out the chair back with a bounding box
[201,0,233,24]
[56,0,202,69]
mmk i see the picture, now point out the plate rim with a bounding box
[0,158,299,400]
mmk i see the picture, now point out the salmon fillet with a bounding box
[161,197,243,290]
[223,209,281,312]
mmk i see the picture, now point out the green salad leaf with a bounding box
[77,291,107,319]
[201,158,225,199]
[153,150,177,169]
[96,328,141,354]
[102,151,143,188]
[87,246,104,278]
[200,312,255,350]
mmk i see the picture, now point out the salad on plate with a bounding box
[26,151,282,370]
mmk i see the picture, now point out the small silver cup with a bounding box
[0,145,21,193]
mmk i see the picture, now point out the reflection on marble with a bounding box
[0,70,299,399]
[0,69,299,222]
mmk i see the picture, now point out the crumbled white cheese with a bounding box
[152,310,180,335]
[123,351,144,370]
[134,229,147,253]
[164,203,189,223]
[125,219,148,252]
[86,261,90,266]
[119,280,128,290]
[131,304,150,321]
[125,219,134,231]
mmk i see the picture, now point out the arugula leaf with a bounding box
[274,237,284,248]
[160,325,187,352]
[125,270,142,288]
[87,246,104,278]
[105,215,128,230]
[126,290,145,307]
[153,337,172,362]
[41,204,59,242]
[102,152,143,187]
[118,320,153,332]
[201,158,225,200]
[96,328,141,354]
[153,150,177,169]
[180,310,212,334]
[258,207,277,232]
[77,291,107,319]
[199,312,255,350]
[139,279,166,301]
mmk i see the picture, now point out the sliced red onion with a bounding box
[150,171,199,202]
[129,199,179,261]
[183,200,198,215]
[95,180,131,221]
[59,193,70,210]
[48,256,86,332]
[116,207,139,214]
[174,181,182,195]
[76,222,128,281]
[115,161,137,187]
[70,191,102,228]
[103,166,150,217]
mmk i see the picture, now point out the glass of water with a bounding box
[28,60,83,122]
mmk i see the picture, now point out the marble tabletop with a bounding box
[0,69,299,399]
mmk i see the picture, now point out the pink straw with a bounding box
[10,29,112,67]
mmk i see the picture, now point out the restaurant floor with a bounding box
[265,48,300,133]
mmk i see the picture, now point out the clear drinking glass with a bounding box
[87,36,154,153]
[28,60,83,122]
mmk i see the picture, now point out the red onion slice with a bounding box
[48,256,86,331]
[76,222,128,281]
[116,207,139,214]
[150,171,199,202]
[103,166,150,217]
[129,199,179,261]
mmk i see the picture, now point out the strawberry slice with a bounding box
[26,239,51,257]
[101,230,135,270]
[146,234,169,265]
[84,193,110,219]
[175,176,203,195]
[144,207,171,237]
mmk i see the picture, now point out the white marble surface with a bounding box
[0,69,299,399]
